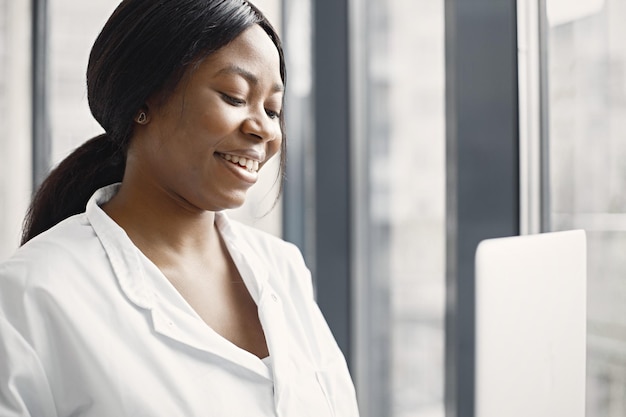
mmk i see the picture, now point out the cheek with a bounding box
[196,108,242,141]
[269,132,283,158]
[180,113,228,151]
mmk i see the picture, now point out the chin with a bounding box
[219,202,246,211]
[207,193,248,212]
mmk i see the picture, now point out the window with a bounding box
[49,0,118,164]
[0,0,31,259]
[546,0,626,415]
[352,1,446,416]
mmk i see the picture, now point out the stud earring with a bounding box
[136,112,148,124]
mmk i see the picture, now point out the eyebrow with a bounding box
[216,64,284,93]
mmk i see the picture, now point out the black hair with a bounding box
[21,0,286,244]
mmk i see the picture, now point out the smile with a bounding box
[218,153,260,173]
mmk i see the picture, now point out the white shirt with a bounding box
[0,185,359,417]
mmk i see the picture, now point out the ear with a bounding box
[134,105,150,124]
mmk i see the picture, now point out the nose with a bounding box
[241,107,279,142]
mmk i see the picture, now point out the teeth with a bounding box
[220,153,259,172]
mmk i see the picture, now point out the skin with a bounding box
[102,24,284,359]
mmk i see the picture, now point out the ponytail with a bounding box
[21,134,125,244]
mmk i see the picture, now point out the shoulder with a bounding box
[0,213,119,341]
[0,214,104,296]
[4,213,98,265]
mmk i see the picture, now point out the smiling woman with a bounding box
[0,1,359,416]
[106,25,284,216]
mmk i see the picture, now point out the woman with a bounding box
[0,1,359,416]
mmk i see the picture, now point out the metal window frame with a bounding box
[309,0,352,359]
[283,0,353,361]
[518,0,550,235]
[32,0,50,190]
[347,0,383,415]
[281,0,316,268]
[444,1,520,417]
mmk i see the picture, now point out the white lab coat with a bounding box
[0,185,359,417]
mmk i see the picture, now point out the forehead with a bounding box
[196,25,282,88]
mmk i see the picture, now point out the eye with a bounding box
[265,108,281,120]
[221,93,245,106]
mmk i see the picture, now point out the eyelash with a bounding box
[266,109,281,120]
[221,93,281,120]
[221,94,245,106]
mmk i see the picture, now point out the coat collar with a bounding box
[85,184,276,380]
[86,184,155,310]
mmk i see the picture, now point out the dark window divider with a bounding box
[444,1,520,416]
[32,0,51,191]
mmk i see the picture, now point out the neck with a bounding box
[102,180,221,263]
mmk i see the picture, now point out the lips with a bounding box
[217,153,260,172]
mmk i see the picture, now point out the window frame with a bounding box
[444,1,520,417]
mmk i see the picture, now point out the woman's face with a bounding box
[128,24,283,212]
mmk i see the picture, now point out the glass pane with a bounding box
[0,1,31,259]
[49,0,118,163]
[353,0,446,416]
[547,1,626,416]
[48,0,283,236]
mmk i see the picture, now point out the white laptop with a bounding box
[475,230,586,417]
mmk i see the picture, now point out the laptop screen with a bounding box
[474,230,586,417]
